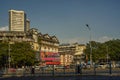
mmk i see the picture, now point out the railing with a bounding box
[1,65,120,77]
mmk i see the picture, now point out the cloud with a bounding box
[97,36,113,43]
[0,26,8,31]
[60,36,113,44]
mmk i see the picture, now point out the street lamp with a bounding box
[8,42,11,68]
[8,41,14,69]
[86,24,92,66]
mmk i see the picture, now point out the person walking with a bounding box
[31,66,35,76]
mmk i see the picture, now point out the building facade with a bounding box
[73,43,86,65]
[0,28,60,66]
[59,43,86,66]
[0,31,33,43]
[25,28,60,65]
[38,32,60,65]
[59,44,74,66]
[9,10,27,32]
[26,19,30,32]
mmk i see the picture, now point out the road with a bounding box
[0,75,120,80]
[0,68,120,80]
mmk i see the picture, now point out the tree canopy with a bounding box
[0,42,36,68]
[84,39,120,63]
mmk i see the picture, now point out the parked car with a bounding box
[115,63,120,68]
[54,65,64,69]
[35,66,40,70]
[97,63,107,69]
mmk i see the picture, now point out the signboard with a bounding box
[43,58,60,61]
[46,62,60,65]
[40,52,60,65]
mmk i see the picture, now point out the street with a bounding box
[0,75,120,80]
[0,68,120,80]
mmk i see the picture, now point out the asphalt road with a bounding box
[0,75,120,80]
[0,68,120,80]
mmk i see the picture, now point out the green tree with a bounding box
[0,43,8,67]
[84,39,120,63]
[0,42,36,68]
[10,42,35,67]
[105,39,120,61]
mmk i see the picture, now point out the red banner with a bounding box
[46,62,60,65]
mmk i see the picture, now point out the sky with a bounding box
[0,0,120,44]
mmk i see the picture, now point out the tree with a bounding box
[0,43,8,67]
[84,41,104,63]
[84,39,120,63]
[0,42,36,68]
[10,42,35,67]
[105,39,120,61]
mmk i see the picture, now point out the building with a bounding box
[26,19,30,32]
[73,43,86,65]
[9,9,27,32]
[0,31,33,43]
[0,28,60,65]
[59,44,74,66]
[38,32,60,65]
[26,28,60,65]
[59,43,86,66]
[1,9,60,66]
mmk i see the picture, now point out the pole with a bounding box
[64,53,65,74]
[106,46,109,64]
[8,42,11,68]
[86,24,92,66]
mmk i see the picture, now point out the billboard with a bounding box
[40,51,60,65]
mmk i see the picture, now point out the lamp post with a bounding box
[8,41,14,69]
[8,42,11,69]
[106,46,109,64]
[86,24,92,66]
[63,48,66,74]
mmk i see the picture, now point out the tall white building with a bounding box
[9,9,26,32]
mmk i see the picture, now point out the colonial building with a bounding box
[21,28,60,65]
[0,9,60,66]
[0,31,33,43]
[0,28,60,66]
[59,43,86,66]
[38,32,60,65]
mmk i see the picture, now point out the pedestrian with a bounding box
[31,66,35,76]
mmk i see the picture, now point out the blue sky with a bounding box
[0,0,120,44]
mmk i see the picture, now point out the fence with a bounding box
[0,65,120,77]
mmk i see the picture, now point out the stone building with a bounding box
[0,28,60,65]
[0,31,33,43]
[0,9,60,66]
